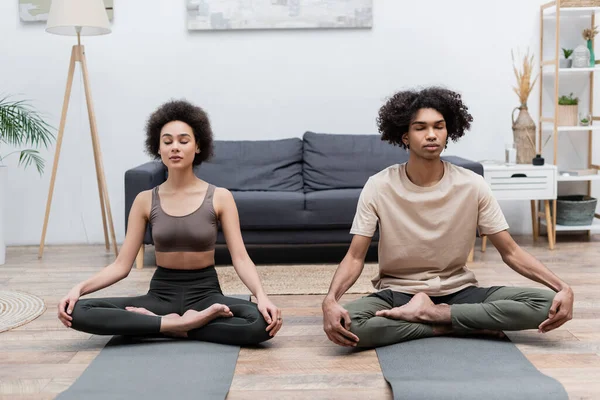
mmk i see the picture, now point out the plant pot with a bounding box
[559,59,572,68]
[0,166,5,265]
[556,195,597,226]
[557,104,578,126]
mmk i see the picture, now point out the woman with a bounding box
[57,100,282,345]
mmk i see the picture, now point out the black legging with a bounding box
[70,266,271,346]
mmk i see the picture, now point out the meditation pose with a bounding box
[58,100,282,345]
[322,87,574,348]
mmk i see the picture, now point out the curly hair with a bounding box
[144,99,214,166]
[377,87,473,149]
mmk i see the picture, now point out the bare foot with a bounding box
[180,304,233,330]
[375,293,435,323]
[160,304,233,337]
[125,307,188,337]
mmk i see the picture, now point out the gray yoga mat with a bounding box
[57,295,249,400]
[376,336,568,400]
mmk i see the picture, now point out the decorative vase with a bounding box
[512,105,536,164]
[558,104,578,126]
[0,166,5,265]
[588,39,595,67]
[573,45,590,68]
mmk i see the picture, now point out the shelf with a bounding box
[540,217,600,232]
[541,124,600,131]
[543,6,600,16]
[556,125,600,131]
[557,172,600,181]
[542,66,600,74]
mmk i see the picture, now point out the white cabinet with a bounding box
[482,163,557,250]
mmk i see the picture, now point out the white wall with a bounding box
[1,0,597,245]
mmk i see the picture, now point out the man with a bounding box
[322,87,574,348]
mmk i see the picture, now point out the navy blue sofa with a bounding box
[124,132,483,265]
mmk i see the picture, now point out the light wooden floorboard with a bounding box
[1,235,599,399]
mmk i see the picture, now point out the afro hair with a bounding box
[377,87,473,149]
[145,99,214,166]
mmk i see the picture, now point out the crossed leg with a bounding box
[71,294,231,337]
[345,286,555,348]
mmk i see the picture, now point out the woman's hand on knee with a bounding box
[257,297,283,337]
[58,286,82,328]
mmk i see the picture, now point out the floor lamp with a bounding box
[39,0,118,258]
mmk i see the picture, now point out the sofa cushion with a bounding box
[231,191,306,230]
[195,138,303,191]
[303,131,407,191]
[304,189,362,228]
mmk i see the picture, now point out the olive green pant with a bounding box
[344,286,556,348]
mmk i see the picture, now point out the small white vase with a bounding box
[0,165,5,265]
[572,45,590,68]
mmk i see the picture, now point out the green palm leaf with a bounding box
[0,95,55,174]
[18,149,45,175]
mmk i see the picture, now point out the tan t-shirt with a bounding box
[350,161,509,296]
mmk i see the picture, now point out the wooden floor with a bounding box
[1,236,599,400]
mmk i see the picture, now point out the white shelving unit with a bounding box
[539,1,600,242]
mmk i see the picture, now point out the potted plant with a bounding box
[0,95,54,265]
[557,93,579,126]
[561,48,573,68]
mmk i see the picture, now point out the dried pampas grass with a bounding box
[583,26,599,41]
[511,48,538,106]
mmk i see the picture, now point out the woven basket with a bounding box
[561,0,600,7]
[556,195,597,226]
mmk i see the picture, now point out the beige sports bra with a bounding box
[149,185,218,252]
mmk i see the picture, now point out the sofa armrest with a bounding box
[441,156,483,176]
[124,161,166,243]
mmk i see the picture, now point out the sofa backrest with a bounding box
[194,138,304,191]
[302,131,408,191]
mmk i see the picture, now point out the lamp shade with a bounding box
[46,0,111,36]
